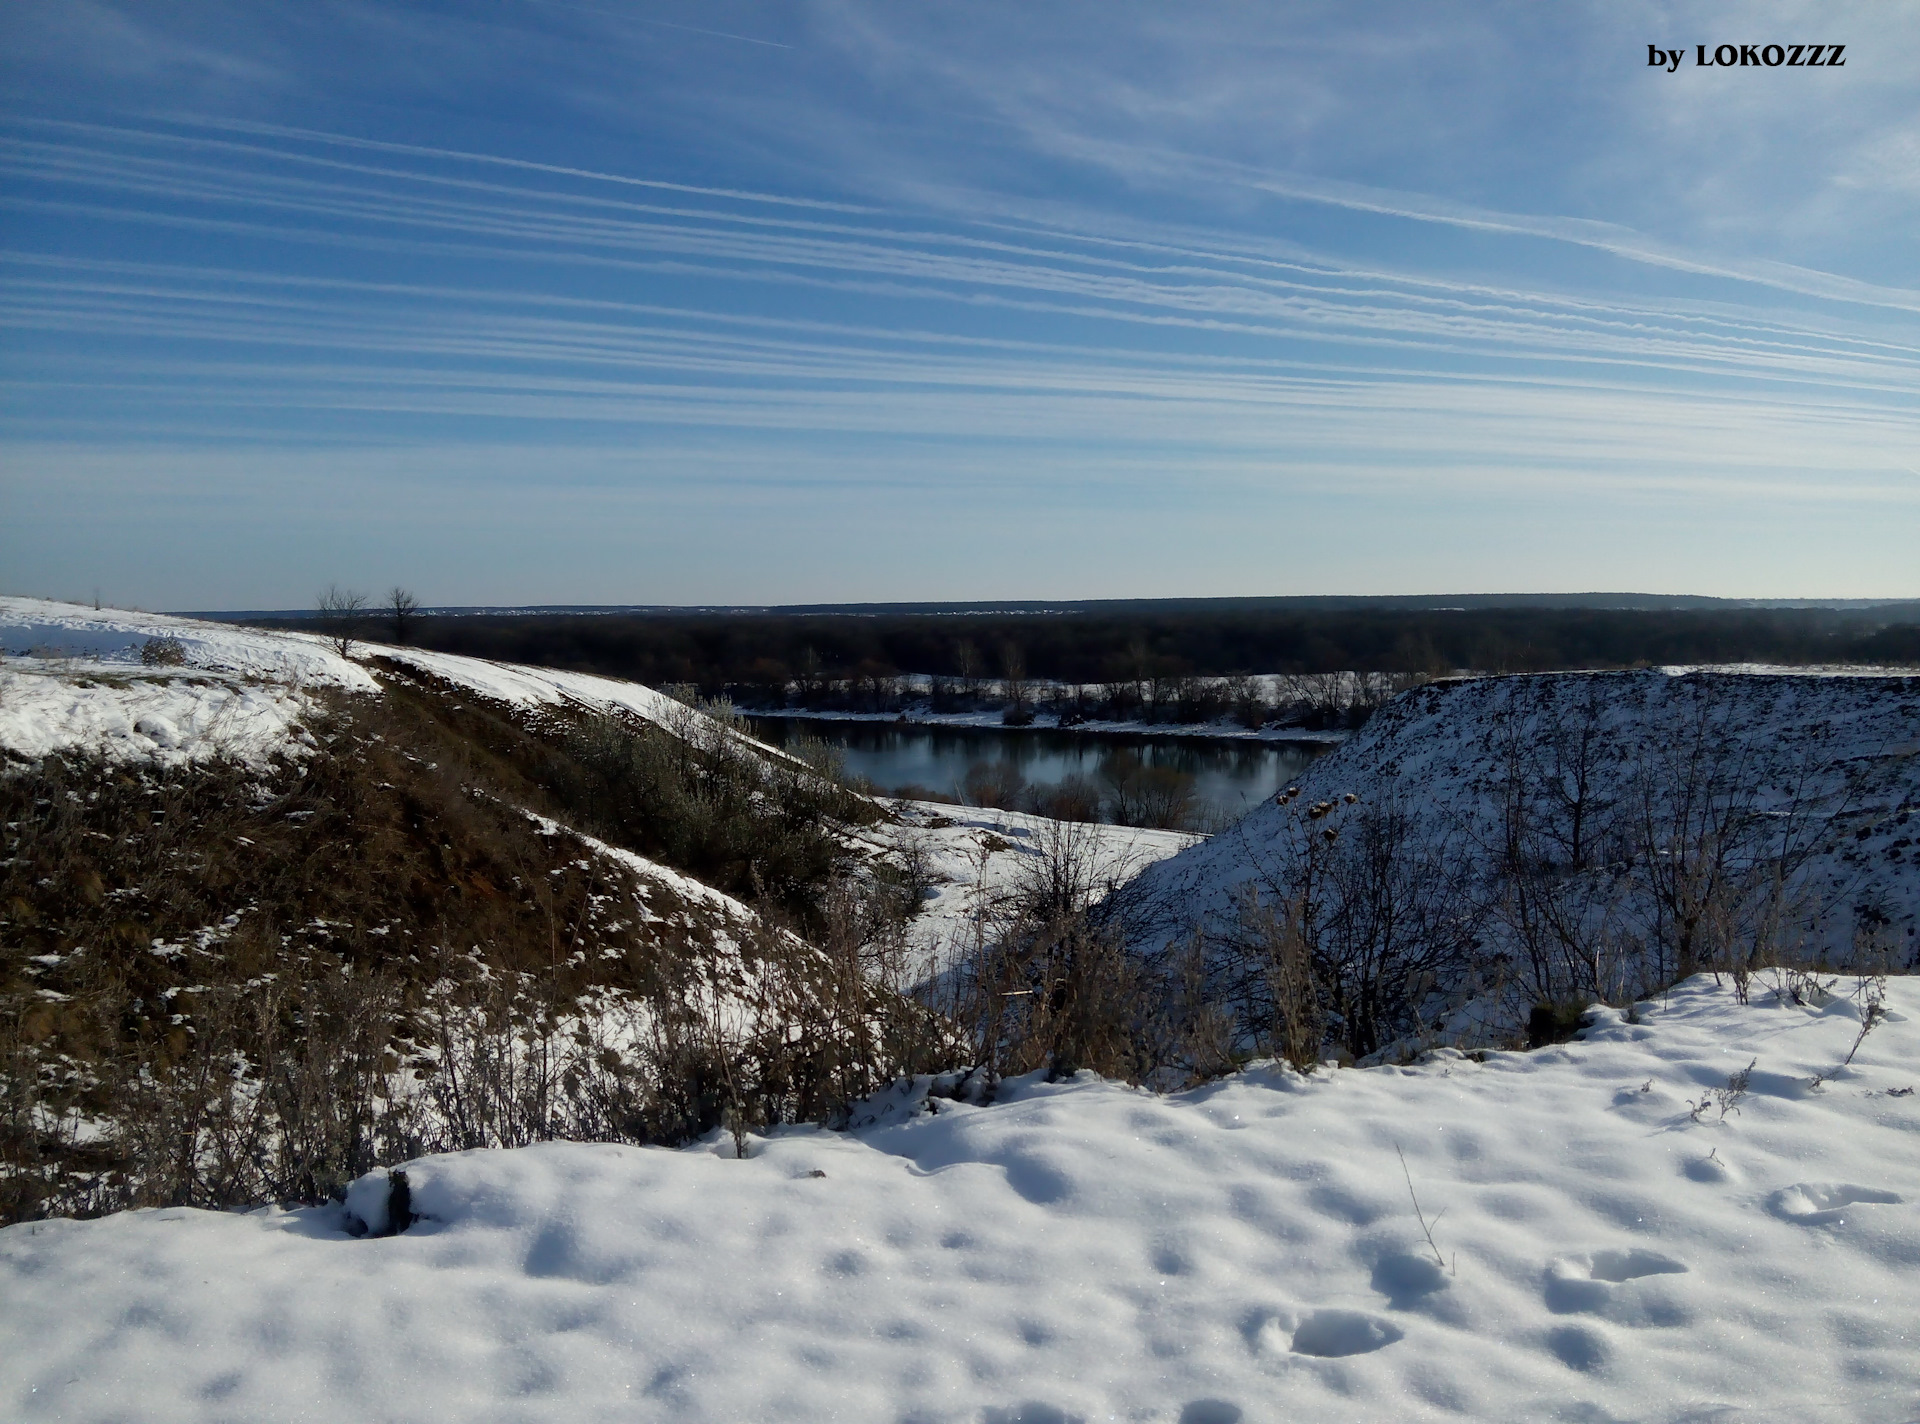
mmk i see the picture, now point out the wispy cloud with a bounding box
[2,3,1914,603]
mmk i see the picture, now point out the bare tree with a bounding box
[1485,710,1633,1012]
[316,585,369,658]
[1101,750,1196,830]
[1000,642,1031,724]
[387,587,420,645]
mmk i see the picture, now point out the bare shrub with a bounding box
[1227,887,1325,1072]
[1029,773,1103,823]
[1623,680,1831,992]
[1208,791,1482,1061]
[317,584,369,657]
[962,758,1026,811]
[936,818,1176,1087]
[1485,695,1636,1012]
[1810,975,1888,1089]
[139,635,188,667]
[1101,750,1196,830]
[1689,1058,1755,1121]
[556,705,874,928]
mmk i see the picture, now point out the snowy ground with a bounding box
[0,598,378,768]
[0,661,328,769]
[862,800,1201,973]
[2,975,1914,1423]
[376,645,712,740]
[0,599,379,692]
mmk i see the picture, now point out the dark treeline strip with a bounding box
[274,605,1920,696]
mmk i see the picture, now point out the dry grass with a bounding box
[1,678,948,1223]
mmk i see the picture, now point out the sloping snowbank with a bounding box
[0,600,764,771]
[1129,669,1920,964]
[4,976,1914,1423]
[376,644,694,734]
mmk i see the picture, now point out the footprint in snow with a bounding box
[1683,1149,1739,1184]
[1544,1249,1691,1327]
[1766,1182,1903,1226]
[1370,1252,1450,1308]
[1243,1307,1402,1358]
[1545,1323,1611,1373]
[1288,1309,1404,1357]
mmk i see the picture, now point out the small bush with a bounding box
[1526,1001,1590,1049]
[139,636,188,667]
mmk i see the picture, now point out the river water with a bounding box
[746,716,1333,828]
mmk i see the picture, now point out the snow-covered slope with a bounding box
[3,975,1914,1423]
[376,644,709,738]
[0,599,737,769]
[1129,670,1919,966]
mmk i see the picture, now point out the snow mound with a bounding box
[4,975,1915,1422]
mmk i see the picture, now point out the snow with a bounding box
[375,645,695,734]
[866,799,1201,973]
[1128,669,1920,965]
[3,975,1915,1422]
[0,662,325,768]
[0,599,783,771]
[0,598,380,768]
[0,598,379,693]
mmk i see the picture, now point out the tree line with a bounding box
[269,601,1920,695]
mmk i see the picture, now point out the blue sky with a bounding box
[2,1,1916,608]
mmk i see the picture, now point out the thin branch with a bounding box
[1397,1142,1446,1269]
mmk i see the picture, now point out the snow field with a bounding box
[2,976,1915,1423]
[0,599,379,693]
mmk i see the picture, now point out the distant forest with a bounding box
[251,599,1920,700]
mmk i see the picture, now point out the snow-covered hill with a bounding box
[1128,670,1919,976]
[1,600,1197,947]
[0,599,721,768]
[3,975,1914,1423]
